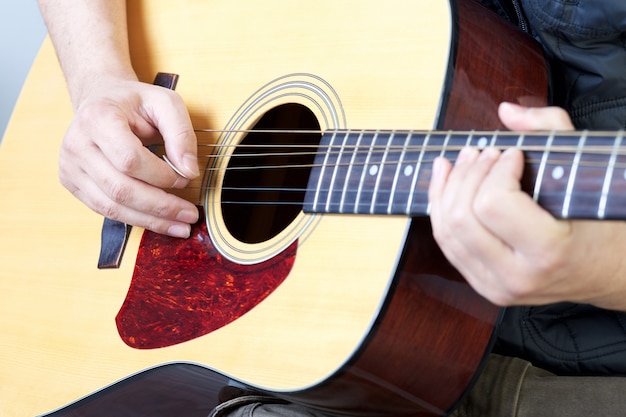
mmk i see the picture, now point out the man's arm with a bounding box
[38,0,200,238]
[37,0,135,108]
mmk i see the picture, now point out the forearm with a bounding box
[577,221,626,312]
[37,0,136,109]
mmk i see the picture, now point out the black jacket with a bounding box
[481,0,626,129]
[478,0,626,376]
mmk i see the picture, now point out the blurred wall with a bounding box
[0,0,47,142]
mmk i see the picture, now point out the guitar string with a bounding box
[192,127,624,137]
[155,130,626,206]
[174,155,625,208]
[155,129,626,161]
[162,146,626,174]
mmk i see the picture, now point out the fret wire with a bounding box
[388,130,410,215]
[440,131,453,158]
[427,132,452,216]
[532,132,555,202]
[599,131,624,219]
[488,130,496,148]
[562,132,587,218]
[466,130,476,147]
[311,130,337,212]
[370,131,394,215]
[408,132,431,215]
[354,131,377,214]
[325,130,350,213]
[339,130,364,214]
[516,132,525,148]
[468,130,478,148]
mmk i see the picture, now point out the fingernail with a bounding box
[499,102,520,114]
[177,207,199,223]
[168,224,191,239]
[171,176,188,189]
[479,146,500,160]
[432,157,443,178]
[502,147,520,159]
[455,147,473,165]
[183,153,200,177]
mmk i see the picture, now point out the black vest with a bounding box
[478,0,626,376]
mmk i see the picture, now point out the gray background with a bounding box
[0,0,47,142]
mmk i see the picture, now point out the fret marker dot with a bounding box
[477,137,489,148]
[369,165,379,176]
[552,166,565,180]
[404,165,414,176]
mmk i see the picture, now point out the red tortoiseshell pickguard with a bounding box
[115,214,297,349]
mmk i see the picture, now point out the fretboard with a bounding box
[303,129,626,220]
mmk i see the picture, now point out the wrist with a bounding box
[69,70,138,110]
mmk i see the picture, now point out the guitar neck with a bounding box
[303,129,626,220]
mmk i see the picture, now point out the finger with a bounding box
[428,155,453,214]
[72,101,189,190]
[442,147,499,215]
[467,149,574,305]
[474,148,570,252]
[70,170,198,238]
[442,148,512,256]
[90,149,198,221]
[106,132,191,189]
[143,88,200,179]
[61,139,199,236]
[498,102,575,131]
[429,147,508,271]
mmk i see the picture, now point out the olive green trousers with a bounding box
[214,354,626,417]
[450,354,626,417]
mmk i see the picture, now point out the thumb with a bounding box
[498,102,575,132]
[152,91,200,180]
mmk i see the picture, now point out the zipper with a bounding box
[511,0,529,33]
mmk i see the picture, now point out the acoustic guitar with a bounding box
[3,0,610,416]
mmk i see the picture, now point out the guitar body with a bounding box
[0,1,548,416]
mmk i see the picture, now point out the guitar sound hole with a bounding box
[221,103,321,244]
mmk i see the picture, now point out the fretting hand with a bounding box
[428,102,626,310]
